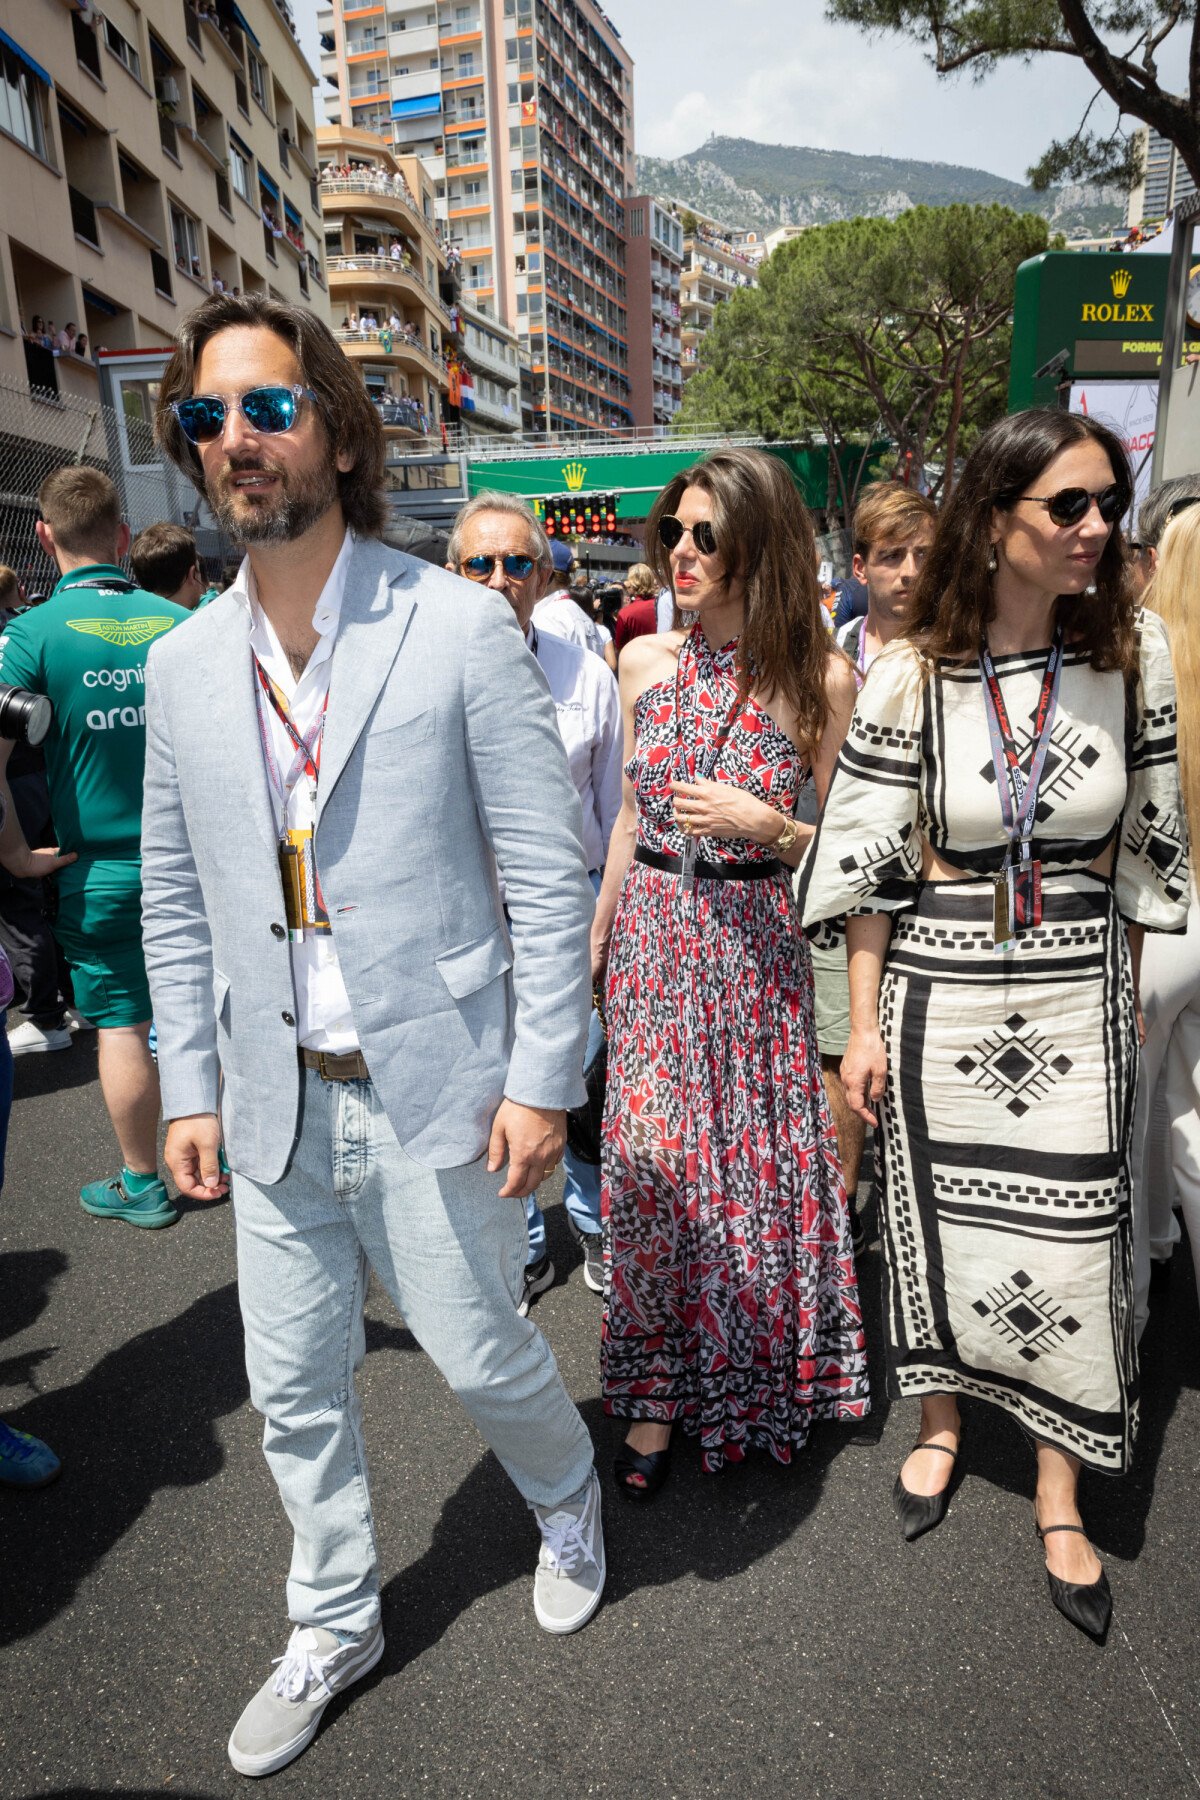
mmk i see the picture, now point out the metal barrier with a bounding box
[0,372,237,592]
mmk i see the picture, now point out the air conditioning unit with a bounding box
[157,76,180,107]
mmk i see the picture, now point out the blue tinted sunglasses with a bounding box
[172,384,316,444]
[461,553,536,581]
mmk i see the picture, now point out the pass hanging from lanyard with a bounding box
[253,654,331,938]
[979,625,1063,952]
[673,628,747,896]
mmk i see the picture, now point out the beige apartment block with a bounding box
[679,208,758,383]
[0,0,328,407]
[319,122,449,436]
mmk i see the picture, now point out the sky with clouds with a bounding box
[294,0,1190,186]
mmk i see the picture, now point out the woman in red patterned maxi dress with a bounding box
[591,449,870,1492]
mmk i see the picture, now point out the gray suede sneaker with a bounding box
[533,1469,606,1635]
[227,1622,384,1778]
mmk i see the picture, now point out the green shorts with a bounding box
[808,939,850,1061]
[53,861,150,1027]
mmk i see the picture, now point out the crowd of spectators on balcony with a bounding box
[210,276,243,298]
[320,163,417,209]
[21,318,87,358]
[261,203,284,242]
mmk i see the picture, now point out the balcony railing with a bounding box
[326,253,448,315]
[319,174,424,227]
[334,326,447,376]
[69,186,100,246]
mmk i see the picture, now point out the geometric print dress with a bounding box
[797,611,1189,1474]
[601,630,870,1472]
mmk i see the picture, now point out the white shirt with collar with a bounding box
[527,622,622,874]
[531,591,608,660]
[231,528,359,1054]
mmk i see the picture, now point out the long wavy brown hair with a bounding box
[907,408,1136,674]
[646,448,832,755]
[1144,501,1200,853]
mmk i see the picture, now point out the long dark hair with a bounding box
[154,291,386,537]
[908,408,1135,673]
[646,448,832,755]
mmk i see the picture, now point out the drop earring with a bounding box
[987,547,998,574]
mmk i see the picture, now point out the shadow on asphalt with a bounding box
[11,1036,101,1098]
[1,1281,248,1649]
[0,1245,68,1345]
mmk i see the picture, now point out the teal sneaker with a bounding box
[0,1419,61,1487]
[79,1173,178,1229]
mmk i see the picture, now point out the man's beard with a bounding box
[208,455,340,545]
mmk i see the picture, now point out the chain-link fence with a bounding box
[0,372,237,596]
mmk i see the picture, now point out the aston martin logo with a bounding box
[562,461,587,491]
[1110,268,1132,298]
[66,616,177,647]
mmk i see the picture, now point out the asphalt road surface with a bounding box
[3,1037,1199,1800]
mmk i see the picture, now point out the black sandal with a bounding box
[613,1441,672,1502]
[893,1440,959,1542]
[1036,1522,1112,1640]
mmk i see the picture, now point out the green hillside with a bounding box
[636,136,1124,239]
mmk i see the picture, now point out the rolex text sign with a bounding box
[1081,269,1154,326]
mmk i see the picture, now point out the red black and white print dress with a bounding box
[601,628,871,1471]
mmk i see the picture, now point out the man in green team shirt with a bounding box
[0,467,189,1226]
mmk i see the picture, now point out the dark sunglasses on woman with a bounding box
[460,553,536,581]
[658,514,718,557]
[171,384,316,444]
[1015,482,1129,528]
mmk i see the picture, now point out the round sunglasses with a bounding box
[171,384,316,444]
[460,553,536,582]
[1015,482,1129,528]
[658,514,718,557]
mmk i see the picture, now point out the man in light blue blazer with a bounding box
[145,293,604,1779]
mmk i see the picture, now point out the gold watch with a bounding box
[775,816,800,854]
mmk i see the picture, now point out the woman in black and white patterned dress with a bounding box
[798,409,1189,1639]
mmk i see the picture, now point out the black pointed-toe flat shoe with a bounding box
[614,1442,672,1502]
[893,1440,959,1542]
[1036,1522,1113,1640]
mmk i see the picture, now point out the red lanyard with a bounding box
[673,628,745,782]
[253,655,327,804]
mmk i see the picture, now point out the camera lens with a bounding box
[0,684,51,747]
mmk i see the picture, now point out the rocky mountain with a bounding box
[636,137,1124,239]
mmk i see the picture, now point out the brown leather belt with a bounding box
[300,1047,371,1082]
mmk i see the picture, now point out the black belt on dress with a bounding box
[300,1047,370,1082]
[634,845,782,882]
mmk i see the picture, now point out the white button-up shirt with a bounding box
[528,624,622,873]
[231,530,359,1054]
[532,591,610,660]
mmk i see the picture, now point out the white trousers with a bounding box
[1131,892,1200,1336]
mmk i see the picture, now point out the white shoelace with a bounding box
[538,1501,597,1579]
[271,1628,339,1703]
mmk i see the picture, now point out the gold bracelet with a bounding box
[775,816,800,854]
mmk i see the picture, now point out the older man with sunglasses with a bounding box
[142,295,605,1779]
[448,493,623,1309]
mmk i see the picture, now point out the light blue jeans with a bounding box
[232,1069,596,1635]
[525,1002,604,1263]
[526,869,603,1265]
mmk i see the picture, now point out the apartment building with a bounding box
[453,295,521,433]
[0,0,328,406]
[319,123,448,440]
[679,209,759,383]
[624,195,682,431]
[317,0,636,435]
[1126,124,1197,229]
